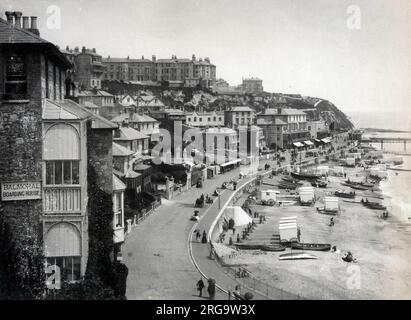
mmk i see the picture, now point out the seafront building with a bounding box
[186,111,224,127]
[0,11,125,281]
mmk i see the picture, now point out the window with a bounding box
[4,53,27,100]
[45,160,79,185]
[46,257,81,282]
[188,117,191,122]
[219,117,222,121]
[194,117,197,122]
[199,117,202,122]
[208,117,211,122]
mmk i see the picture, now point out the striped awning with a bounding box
[293,142,304,147]
[304,140,314,146]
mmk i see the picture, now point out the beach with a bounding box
[217,158,411,299]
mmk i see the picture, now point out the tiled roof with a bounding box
[0,17,71,69]
[114,127,148,141]
[256,118,287,126]
[113,142,134,157]
[111,113,158,123]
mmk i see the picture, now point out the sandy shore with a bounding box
[220,163,411,299]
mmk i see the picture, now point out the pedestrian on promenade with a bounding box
[196,230,201,242]
[207,279,216,300]
[201,230,207,243]
[196,278,205,297]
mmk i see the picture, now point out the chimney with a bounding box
[22,16,29,29]
[141,55,144,59]
[92,48,96,53]
[29,16,39,35]
[152,55,156,62]
[5,11,13,24]
[74,46,79,52]
[13,11,22,28]
[82,46,86,53]
[192,54,196,62]
[66,45,70,51]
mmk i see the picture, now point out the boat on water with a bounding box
[291,243,331,251]
[334,190,356,199]
[261,245,286,252]
[317,207,339,215]
[291,171,322,181]
[279,253,318,260]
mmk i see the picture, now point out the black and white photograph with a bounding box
[0,0,410,304]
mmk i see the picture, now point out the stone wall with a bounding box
[0,51,43,240]
[86,124,114,194]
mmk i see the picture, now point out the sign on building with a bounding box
[1,181,42,201]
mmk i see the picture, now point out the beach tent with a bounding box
[298,186,315,203]
[324,197,339,211]
[260,189,279,202]
[224,206,252,227]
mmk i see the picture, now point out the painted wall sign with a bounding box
[1,181,42,201]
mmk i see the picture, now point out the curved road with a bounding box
[123,139,349,299]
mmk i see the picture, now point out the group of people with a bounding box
[196,278,215,299]
[195,229,208,244]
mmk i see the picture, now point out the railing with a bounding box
[213,252,302,300]
[43,186,81,213]
[124,199,162,234]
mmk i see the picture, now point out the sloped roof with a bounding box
[280,108,307,115]
[77,89,114,97]
[113,174,126,191]
[0,17,71,69]
[113,142,134,157]
[230,106,255,112]
[114,127,148,141]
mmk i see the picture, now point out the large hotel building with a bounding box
[102,54,216,88]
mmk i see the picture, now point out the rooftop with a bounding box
[113,142,134,157]
[230,106,255,112]
[114,126,148,141]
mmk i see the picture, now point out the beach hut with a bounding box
[298,186,315,204]
[279,217,298,242]
[260,189,279,202]
[224,206,252,227]
[324,197,339,212]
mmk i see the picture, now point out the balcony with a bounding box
[43,186,81,214]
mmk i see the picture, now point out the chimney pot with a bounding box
[92,48,96,53]
[22,16,30,29]
[66,45,69,50]
[5,11,14,24]
[13,11,22,28]
[152,55,156,62]
[82,46,86,53]
[74,46,79,52]
[30,16,37,29]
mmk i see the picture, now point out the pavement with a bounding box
[123,136,351,300]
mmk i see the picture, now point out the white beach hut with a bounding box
[324,197,339,212]
[260,189,279,202]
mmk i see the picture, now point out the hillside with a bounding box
[102,80,354,130]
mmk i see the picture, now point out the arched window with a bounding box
[4,53,27,99]
[44,124,80,185]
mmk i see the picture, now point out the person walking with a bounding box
[201,230,207,243]
[196,278,205,297]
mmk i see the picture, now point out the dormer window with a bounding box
[4,53,27,100]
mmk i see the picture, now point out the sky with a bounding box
[2,0,411,120]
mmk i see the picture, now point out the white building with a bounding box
[186,111,224,127]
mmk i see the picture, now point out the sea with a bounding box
[347,110,411,222]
